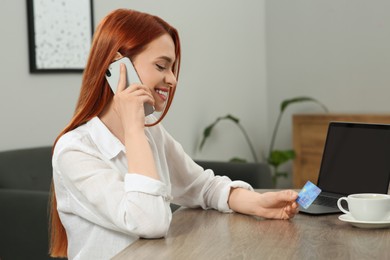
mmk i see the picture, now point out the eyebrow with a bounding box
[157,56,175,63]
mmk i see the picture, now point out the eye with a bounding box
[156,64,166,71]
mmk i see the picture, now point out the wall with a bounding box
[266,0,390,187]
[5,1,389,187]
[0,1,268,165]
[94,0,268,162]
[0,0,81,151]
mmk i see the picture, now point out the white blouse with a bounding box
[52,116,252,260]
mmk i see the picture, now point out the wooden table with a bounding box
[113,195,390,259]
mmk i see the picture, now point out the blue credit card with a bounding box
[296,181,322,209]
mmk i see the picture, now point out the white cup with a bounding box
[337,193,390,221]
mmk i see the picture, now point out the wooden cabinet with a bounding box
[292,114,390,188]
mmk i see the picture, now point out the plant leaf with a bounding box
[199,114,240,151]
[199,122,217,151]
[280,96,329,113]
[225,114,240,124]
[267,149,296,168]
[229,157,247,163]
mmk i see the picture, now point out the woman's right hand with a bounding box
[114,63,159,180]
[113,63,155,133]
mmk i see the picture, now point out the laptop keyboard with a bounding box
[313,195,339,208]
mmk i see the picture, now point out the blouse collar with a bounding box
[87,117,125,159]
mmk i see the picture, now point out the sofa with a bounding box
[0,146,61,260]
[195,160,273,189]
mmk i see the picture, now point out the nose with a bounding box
[165,70,177,88]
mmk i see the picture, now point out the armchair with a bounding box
[195,160,273,188]
[0,146,61,260]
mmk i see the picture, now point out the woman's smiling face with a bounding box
[132,34,177,112]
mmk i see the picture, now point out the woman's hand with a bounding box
[113,63,154,133]
[112,63,159,180]
[253,190,299,219]
[228,188,299,220]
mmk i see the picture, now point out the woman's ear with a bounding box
[113,52,123,61]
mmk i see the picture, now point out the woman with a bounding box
[49,9,299,259]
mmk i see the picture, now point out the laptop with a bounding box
[299,121,390,215]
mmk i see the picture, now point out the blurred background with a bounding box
[1,0,390,187]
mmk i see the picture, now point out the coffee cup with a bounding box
[337,193,390,222]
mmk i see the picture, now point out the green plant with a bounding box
[199,96,329,186]
[199,114,259,163]
[267,97,328,186]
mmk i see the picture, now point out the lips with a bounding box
[155,88,169,101]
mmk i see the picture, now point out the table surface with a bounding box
[113,191,390,260]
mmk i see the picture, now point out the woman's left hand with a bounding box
[228,188,299,220]
[253,190,299,219]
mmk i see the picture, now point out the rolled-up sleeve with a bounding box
[159,128,253,213]
[125,174,170,197]
[218,180,254,213]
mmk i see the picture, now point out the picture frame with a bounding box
[26,0,94,73]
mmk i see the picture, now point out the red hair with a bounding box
[49,9,181,257]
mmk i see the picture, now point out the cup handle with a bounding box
[337,197,349,214]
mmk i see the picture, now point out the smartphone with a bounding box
[105,57,155,116]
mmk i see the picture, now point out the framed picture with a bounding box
[26,0,94,73]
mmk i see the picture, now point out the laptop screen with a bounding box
[317,122,390,195]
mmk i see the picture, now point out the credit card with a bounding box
[296,181,322,209]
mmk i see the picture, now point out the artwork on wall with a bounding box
[26,0,94,73]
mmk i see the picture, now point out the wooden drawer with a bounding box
[295,154,323,185]
[296,122,328,154]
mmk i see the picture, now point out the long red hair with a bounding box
[49,9,181,257]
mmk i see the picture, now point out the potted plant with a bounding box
[199,96,329,187]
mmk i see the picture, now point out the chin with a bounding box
[155,104,167,112]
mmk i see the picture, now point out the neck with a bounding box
[99,100,125,144]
